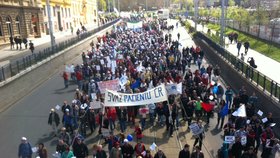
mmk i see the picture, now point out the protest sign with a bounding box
[189,123,203,136]
[91,93,96,100]
[257,110,263,116]
[90,101,101,109]
[150,142,157,151]
[55,105,61,111]
[165,82,182,95]
[241,136,247,146]
[104,84,168,107]
[262,117,268,123]
[225,136,235,144]
[97,79,120,94]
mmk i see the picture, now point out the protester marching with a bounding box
[18,15,280,158]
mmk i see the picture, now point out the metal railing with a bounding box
[0,19,120,82]
[194,32,280,102]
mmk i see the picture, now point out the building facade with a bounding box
[41,0,71,35]
[0,0,43,44]
[71,0,98,30]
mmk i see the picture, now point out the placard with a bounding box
[90,101,101,109]
[257,110,263,116]
[241,136,247,146]
[101,128,110,137]
[225,136,235,144]
[189,123,203,136]
[97,79,120,94]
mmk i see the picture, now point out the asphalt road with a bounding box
[0,19,226,158]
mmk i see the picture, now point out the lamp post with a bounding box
[46,0,56,52]
[194,0,198,31]
[220,0,225,47]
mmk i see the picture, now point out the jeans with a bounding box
[141,118,146,129]
[119,120,126,133]
[109,118,115,131]
[149,113,155,125]
[64,79,69,88]
[77,80,82,90]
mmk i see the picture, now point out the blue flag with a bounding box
[220,103,229,117]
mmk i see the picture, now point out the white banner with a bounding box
[104,84,168,107]
[166,82,182,95]
[127,21,143,29]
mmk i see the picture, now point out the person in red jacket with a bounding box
[261,126,275,149]
[76,70,83,90]
[135,124,143,142]
[107,107,117,131]
[134,142,146,157]
[62,71,69,88]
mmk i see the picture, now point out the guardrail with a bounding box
[0,18,120,82]
[193,31,280,102]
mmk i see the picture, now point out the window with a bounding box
[53,6,56,16]
[68,8,71,17]
[61,7,64,17]
[15,16,21,35]
[0,17,3,36]
[43,5,46,16]
[5,16,13,36]
[65,8,67,17]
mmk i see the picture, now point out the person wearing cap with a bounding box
[62,101,71,114]
[109,142,122,158]
[73,137,89,158]
[121,139,134,158]
[63,108,74,134]
[190,146,204,158]
[48,108,60,136]
[79,104,88,138]
[18,137,32,158]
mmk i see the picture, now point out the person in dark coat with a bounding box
[244,41,250,55]
[18,137,32,158]
[121,139,134,158]
[179,144,190,158]
[48,108,60,136]
[9,36,14,49]
[231,137,243,158]
[191,146,204,158]
[154,149,167,158]
[18,36,22,50]
[14,36,19,50]
[73,138,89,158]
[23,38,28,49]
[237,41,242,56]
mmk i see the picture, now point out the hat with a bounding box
[51,108,55,112]
[65,108,70,112]
[21,137,27,141]
[72,99,77,104]
[124,139,128,143]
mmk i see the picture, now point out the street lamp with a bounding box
[46,0,56,52]
[220,0,225,47]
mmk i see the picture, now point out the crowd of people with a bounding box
[18,16,280,158]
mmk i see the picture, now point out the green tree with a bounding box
[98,0,107,11]
[228,0,235,6]
[253,0,269,37]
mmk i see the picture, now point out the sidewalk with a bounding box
[187,19,280,84]
[0,24,97,67]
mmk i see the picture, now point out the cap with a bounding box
[65,108,70,112]
[51,108,55,112]
[21,137,27,141]
[124,139,128,143]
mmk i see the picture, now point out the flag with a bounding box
[201,102,214,112]
[232,104,247,117]
[165,82,183,95]
[220,103,229,117]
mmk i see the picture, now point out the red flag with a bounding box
[202,102,214,112]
